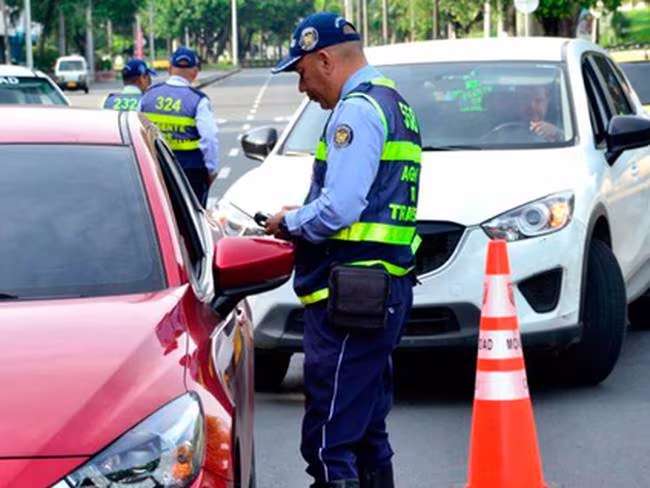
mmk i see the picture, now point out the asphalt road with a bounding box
[71,69,650,488]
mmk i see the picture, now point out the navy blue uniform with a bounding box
[284,66,422,484]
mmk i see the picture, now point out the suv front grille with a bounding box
[415,222,465,275]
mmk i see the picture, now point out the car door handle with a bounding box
[632,164,640,177]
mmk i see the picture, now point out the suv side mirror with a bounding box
[212,236,294,315]
[241,127,278,162]
[606,115,650,164]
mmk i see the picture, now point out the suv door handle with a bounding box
[631,164,640,176]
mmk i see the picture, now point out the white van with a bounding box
[54,55,89,93]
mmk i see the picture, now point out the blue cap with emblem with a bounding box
[272,12,361,74]
[170,46,200,68]
[122,59,157,79]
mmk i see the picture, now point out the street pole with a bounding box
[524,12,529,37]
[148,0,154,60]
[432,0,439,39]
[362,0,368,46]
[484,1,491,38]
[409,0,415,42]
[231,0,238,66]
[344,0,352,20]
[59,8,66,56]
[356,0,361,32]
[24,0,33,68]
[382,0,388,44]
[184,26,189,47]
[106,20,112,56]
[1,0,10,63]
[496,0,504,36]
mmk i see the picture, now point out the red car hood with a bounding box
[0,288,189,458]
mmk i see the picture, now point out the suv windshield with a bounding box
[58,60,85,71]
[0,77,67,105]
[0,145,165,300]
[282,62,574,153]
[620,62,650,105]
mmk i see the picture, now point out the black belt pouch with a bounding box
[327,265,390,330]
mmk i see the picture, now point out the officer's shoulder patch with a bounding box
[333,124,353,148]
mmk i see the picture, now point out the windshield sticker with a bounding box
[0,77,19,85]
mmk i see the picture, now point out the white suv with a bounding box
[215,38,650,388]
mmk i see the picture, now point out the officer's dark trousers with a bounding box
[182,167,210,207]
[301,276,413,483]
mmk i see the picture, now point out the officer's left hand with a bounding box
[266,210,288,239]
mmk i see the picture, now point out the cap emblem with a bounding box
[299,27,319,51]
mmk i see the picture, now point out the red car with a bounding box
[0,107,294,488]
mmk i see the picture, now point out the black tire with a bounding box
[254,349,291,391]
[83,85,89,94]
[628,295,650,329]
[248,442,256,488]
[563,239,626,385]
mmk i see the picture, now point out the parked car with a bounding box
[215,37,650,389]
[0,107,294,487]
[0,65,68,105]
[54,54,90,93]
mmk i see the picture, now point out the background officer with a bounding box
[140,46,219,205]
[102,59,155,111]
[266,12,422,488]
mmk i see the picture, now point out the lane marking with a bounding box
[228,148,239,157]
[274,116,292,122]
[246,114,254,121]
[242,123,251,130]
[217,118,227,124]
[218,167,232,179]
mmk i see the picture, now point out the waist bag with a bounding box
[327,265,391,330]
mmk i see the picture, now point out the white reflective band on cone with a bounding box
[475,370,529,401]
[482,275,517,318]
[477,330,524,360]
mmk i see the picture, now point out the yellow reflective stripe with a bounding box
[371,77,396,89]
[299,288,329,305]
[167,138,201,150]
[411,234,422,254]
[145,113,197,127]
[330,222,416,245]
[382,141,421,163]
[345,92,388,137]
[315,140,327,160]
[348,260,412,277]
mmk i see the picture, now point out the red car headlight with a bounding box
[53,393,205,487]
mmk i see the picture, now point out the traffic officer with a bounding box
[140,46,219,205]
[266,12,422,488]
[102,59,156,111]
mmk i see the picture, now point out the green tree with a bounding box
[535,0,622,36]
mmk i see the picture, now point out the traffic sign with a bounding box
[514,0,539,14]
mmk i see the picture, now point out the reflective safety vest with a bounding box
[140,82,206,169]
[103,91,141,111]
[295,77,422,305]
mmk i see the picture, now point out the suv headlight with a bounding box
[481,191,574,242]
[54,393,205,488]
[209,201,266,237]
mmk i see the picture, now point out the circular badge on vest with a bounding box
[334,124,354,148]
[299,27,319,51]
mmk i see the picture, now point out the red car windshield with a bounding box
[0,145,165,300]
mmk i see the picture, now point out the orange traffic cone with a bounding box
[465,240,548,488]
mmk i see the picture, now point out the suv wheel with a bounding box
[254,349,291,391]
[562,239,626,385]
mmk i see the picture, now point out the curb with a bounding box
[196,68,242,89]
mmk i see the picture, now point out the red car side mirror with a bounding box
[213,236,294,298]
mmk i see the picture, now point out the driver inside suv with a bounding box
[517,84,563,142]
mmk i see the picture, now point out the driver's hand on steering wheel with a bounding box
[530,120,562,142]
